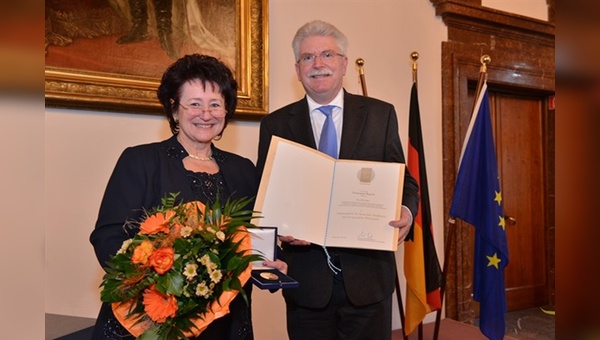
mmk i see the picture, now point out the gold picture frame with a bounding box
[45,0,268,120]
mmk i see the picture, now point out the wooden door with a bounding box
[435,0,555,322]
[490,92,549,311]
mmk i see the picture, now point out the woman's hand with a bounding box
[262,259,288,275]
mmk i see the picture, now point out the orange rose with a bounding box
[148,247,174,274]
[131,240,154,265]
[139,211,174,235]
[142,286,178,323]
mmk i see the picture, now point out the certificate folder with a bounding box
[255,136,405,252]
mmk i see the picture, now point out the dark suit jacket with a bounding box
[256,90,420,309]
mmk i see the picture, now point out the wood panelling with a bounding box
[430,0,555,323]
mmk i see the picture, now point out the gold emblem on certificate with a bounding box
[358,167,375,183]
[260,272,279,280]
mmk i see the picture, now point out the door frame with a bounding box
[430,0,555,322]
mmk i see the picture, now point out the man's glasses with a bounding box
[297,50,345,65]
[178,102,227,117]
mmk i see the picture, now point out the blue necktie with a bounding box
[317,105,338,158]
[317,105,342,275]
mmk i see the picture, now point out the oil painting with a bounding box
[45,0,268,118]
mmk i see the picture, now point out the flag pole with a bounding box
[355,57,408,340]
[433,55,491,340]
[356,58,368,97]
[396,275,409,340]
[410,51,425,340]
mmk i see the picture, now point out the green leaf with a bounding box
[159,192,181,211]
[222,277,231,291]
[138,327,160,340]
[100,281,124,302]
[225,256,243,271]
[230,275,244,291]
[156,271,184,296]
[207,251,221,268]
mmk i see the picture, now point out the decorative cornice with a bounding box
[432,0,554,46]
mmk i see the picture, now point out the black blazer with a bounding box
[90,135,258,339]
[256,90,419,308]
[91,135,259,267]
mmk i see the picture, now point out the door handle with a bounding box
[506,215,517,225]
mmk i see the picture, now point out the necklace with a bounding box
[188,153,213,161]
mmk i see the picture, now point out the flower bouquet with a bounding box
[100,193,263,339]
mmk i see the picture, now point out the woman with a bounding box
[90,54,284,339]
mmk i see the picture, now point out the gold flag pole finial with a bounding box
[356,58,365,73]
[356,58,368,97]
[411,51,419,84]
[480,55,491,78]
[472,55,491,113]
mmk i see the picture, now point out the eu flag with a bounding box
[449,82,509,340]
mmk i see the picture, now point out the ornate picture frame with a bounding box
[45,0,268,120]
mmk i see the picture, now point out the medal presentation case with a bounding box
[250,227,299,289]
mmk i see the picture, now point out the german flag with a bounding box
[403,82,443,335]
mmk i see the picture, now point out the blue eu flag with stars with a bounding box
[450,82,509,340]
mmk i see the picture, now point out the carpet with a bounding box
[394,318,520,340]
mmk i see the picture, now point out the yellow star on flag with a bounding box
[486,253,501,269]
[498,216,506,230]
[494,191,502,206]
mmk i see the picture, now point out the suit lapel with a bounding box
[339,91,366,158]
[287,97,318,149]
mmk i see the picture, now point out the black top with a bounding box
[90,135,258,340]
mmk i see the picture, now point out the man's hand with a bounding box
[279,235,310,246]
[389,206,414,245]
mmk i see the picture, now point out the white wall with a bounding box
[44,1,547,339]
[2,98,45,339]
[483,0,548,21]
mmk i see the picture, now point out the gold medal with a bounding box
[260,272,279,280]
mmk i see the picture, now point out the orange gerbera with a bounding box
[142,286,178,323]
[139,210,175,235]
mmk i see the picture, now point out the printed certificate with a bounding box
[254,136,405,251]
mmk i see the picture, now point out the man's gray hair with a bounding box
[292,20,349,62]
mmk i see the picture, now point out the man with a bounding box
[256,20,419,339]
[116,0,177,59]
